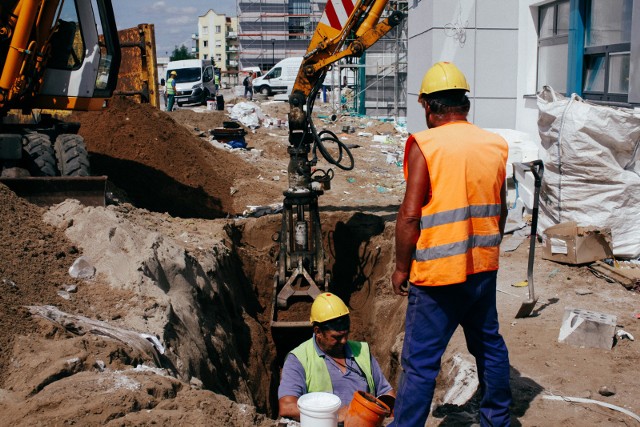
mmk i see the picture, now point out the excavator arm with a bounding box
[272,0,404,331]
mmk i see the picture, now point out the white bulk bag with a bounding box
[537,87,640,258]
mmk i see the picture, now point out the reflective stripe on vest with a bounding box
[404,122,508,286]
[167,77,176,95]
[290,337,375,394]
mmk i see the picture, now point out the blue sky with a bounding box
[112,0,236,57]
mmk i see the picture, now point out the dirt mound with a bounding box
[0,184,79,382]
[71,97,265,218]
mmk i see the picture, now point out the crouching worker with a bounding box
[278,292,396,422]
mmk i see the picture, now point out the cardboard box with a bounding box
[542,221,612,265]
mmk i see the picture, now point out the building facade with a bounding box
[406,0,638,138]
[236,0,326,70]
[195,9,240,77]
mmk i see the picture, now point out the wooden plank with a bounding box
[589,261,640,291]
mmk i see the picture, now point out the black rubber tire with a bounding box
[260,86,271,96]
[177,102,183,107]
[54,134,91,176]
[22,133,57,176]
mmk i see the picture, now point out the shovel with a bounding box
[513,160,544,319]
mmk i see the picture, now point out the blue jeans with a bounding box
[391,271,511,427]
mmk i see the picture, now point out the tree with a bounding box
[170,45,195,61]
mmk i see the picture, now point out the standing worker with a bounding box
[278,293,395,423]
[390,62,511,426]
[243,72,254,100]
[214,71,220,95]
[166,70,177,112]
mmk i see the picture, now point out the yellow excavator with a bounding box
[272,0,404,338]
[0,0,121,204]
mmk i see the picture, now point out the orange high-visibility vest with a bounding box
[403,122,508,286]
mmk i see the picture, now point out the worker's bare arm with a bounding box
[278,395,301,421]
[393,140,429,296]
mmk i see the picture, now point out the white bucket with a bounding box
[206,100,215,110]
[297,392,341,427]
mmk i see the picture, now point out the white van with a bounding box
[241,66,263,78]
[166,59,215,106]
[252,57,303,96]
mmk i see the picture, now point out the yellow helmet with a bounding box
[170,71,177,76]
[420,62,470,96]
[310,293,349,324]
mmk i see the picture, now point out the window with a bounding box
[536,1,569,93]
[203,67,213,82]
[215,41,222,48]
[266,67,282,79]
[582,0,632,101]
[288,0,312,39]
[203,54,208,60]
[49,0,85,70]
[203,40,208,47]
[202,26,208,35]
[215,25,221,33]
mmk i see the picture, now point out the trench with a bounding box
[203,210,406,418]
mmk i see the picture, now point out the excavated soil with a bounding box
[70,97,282,218]
[1,93,639,426]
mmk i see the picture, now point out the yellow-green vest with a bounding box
[167,77,176,95]
[290,337,375,394]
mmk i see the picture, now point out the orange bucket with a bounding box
[343,391,391,427]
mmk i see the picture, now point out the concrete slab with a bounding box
[558,307,617,350]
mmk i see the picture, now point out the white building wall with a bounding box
[407,0,521,134]
[515,1,546,141]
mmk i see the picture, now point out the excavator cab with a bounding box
[0,0,120,204]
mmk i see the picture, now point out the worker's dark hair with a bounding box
[422,89,470,115]
[314,314,350,332]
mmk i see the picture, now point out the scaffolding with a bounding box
[362,0,408,119]
[236,0,408,119]
[237,0,325,70]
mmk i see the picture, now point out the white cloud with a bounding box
[166,15,195,25]
[151,1,166,10]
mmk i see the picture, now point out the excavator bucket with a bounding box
[270,273,315,363]
[0,176,107,207]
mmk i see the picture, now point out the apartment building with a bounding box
[195,9,240,77]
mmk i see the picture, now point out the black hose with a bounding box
[305,76,355,171]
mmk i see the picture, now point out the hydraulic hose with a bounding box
[305,75,354,171]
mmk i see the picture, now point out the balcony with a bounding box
[227,60,239,67]
[226,31,238,39]
[226,46,239,52]
[191,33,198,40]
[191,47,198,53]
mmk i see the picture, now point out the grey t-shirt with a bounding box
[278,337,393,407]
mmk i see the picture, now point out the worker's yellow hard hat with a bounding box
[170,71,177,76]
[310,293,349,324]
[420,62,470,96]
